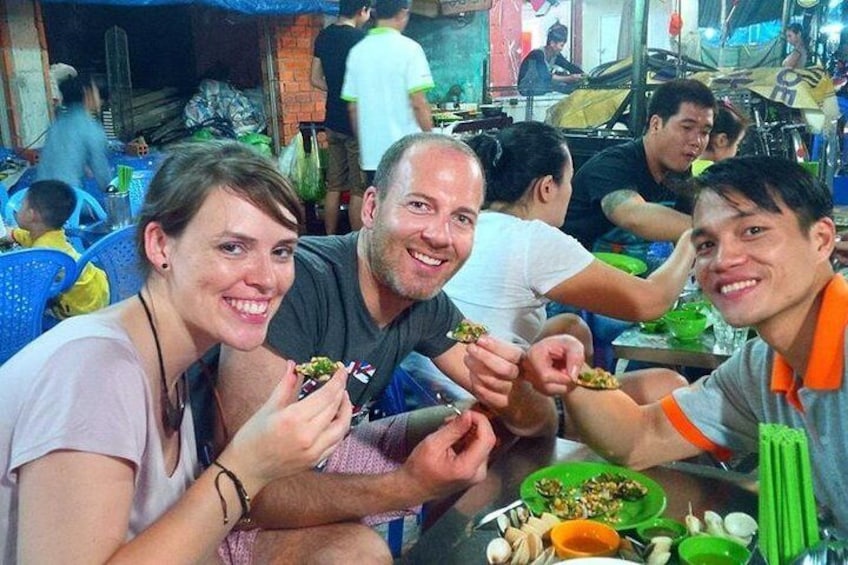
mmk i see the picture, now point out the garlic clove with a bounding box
[685,502,702,536]
[724,511,758,539]
[487,537,512,565]
[704,510,727,537]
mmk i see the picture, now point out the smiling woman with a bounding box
[0,140,354,564]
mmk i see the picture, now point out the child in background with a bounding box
[1,180,109,318]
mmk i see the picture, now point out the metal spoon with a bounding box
[434,391,462,416]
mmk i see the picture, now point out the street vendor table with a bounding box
[612,326,731,372]
[403,435,757,564]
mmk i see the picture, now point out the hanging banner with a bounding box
[547,66,839,131]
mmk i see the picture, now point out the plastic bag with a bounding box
[278,132,303,185]
[278,131,324,203]
[300,127,324,203]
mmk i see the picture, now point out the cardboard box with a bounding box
[411,0,492,17]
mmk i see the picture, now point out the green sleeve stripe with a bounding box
[409,83,435,94]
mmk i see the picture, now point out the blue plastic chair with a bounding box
[3,186,108,228]
[76,225,143,305]
[0,184,8,215]
[0,248,77,364]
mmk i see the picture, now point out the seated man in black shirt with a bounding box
[517,23,584,96]
[563,79,716,259]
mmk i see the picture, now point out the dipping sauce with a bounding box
[563,536,613,554]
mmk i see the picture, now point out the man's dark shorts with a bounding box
[326,129,366,195]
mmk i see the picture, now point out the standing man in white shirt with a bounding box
[342,0,434,185]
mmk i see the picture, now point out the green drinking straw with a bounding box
[796,433,820,549]
[117,165,134,194]
[759,424,779,565]
[781,432,804,563]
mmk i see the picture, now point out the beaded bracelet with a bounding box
[212,460,251,525]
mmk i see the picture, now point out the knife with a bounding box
[474,499,525,530]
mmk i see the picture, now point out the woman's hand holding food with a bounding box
[223,361,352,495]
[522,334,586,396]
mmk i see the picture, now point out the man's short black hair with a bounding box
[693,156,832,233]
[374,0,409,19]
[646,79,716,128]
[547,23,568,45]
[26,180,76,229]
[340,0,372,18]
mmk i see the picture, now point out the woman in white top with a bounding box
[404,122,695,407]
[783,23,809,69]
[692,101,749,176]
[0,141,357,564]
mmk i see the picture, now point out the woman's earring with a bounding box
[161,263,169,270]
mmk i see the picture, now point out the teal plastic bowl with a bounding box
[678,535,751,565]
[663,310,708,341]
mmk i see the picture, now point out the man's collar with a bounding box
[369,26,400,35]
[771,274,848,408]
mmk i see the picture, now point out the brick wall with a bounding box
[271,14,325,144]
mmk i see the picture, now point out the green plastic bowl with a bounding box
[639,318,667,334]
[677,535,751,565]
[678,300,711,316]
[635,517,688,546]
[663,310,708,341]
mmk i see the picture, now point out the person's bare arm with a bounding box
[545,229,694,320]
[310,57,327,91]
[601,189,692,242]
[18,369,350,563]
[522,336,701,469]
[432,339,558,438]
[563,388,701,469]
[782,50,801,69]
[218,345,496,527]
[410,91,433,132]
[552,73,584,85]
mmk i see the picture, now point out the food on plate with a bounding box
[447,319,489,343]
[432,111,462,124]
[584,472,649,500]
[534,472,648,522]
[534,478,564,499]
[576,366,621,390]
[295,356,346,398]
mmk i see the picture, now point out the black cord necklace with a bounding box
[137,291,186,433]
